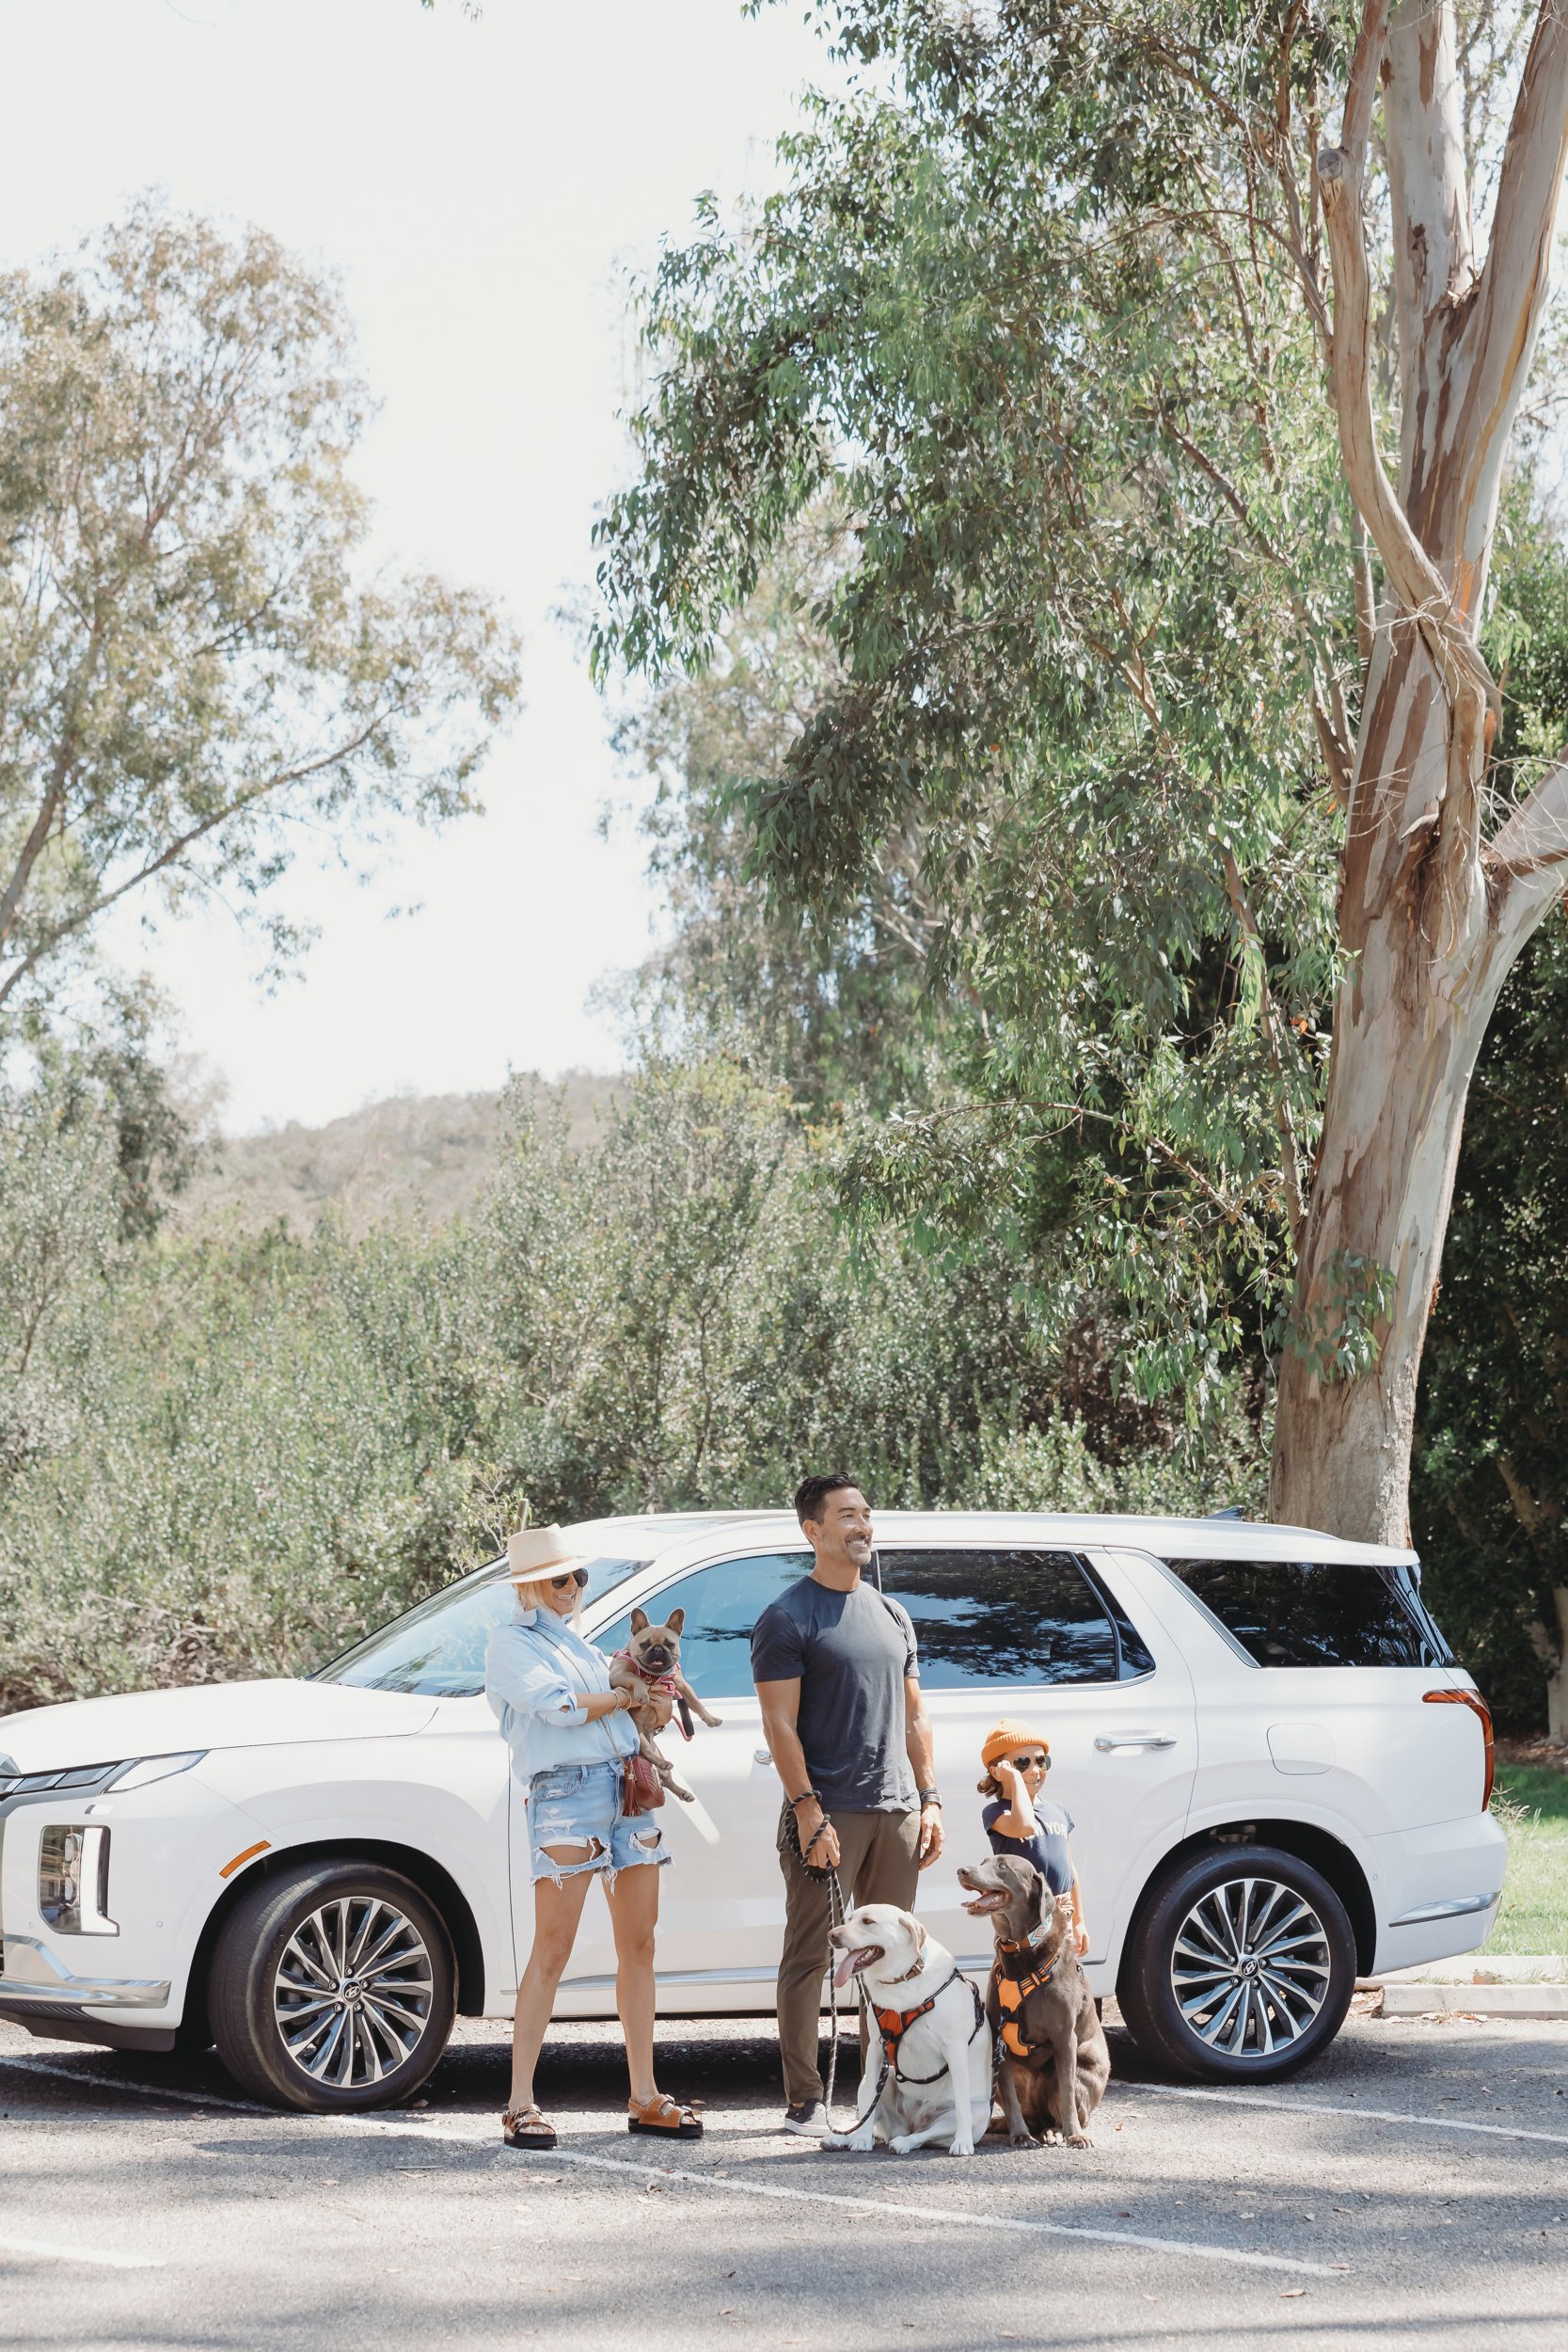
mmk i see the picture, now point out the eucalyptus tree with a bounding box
[594,0,1568,1543]
[0,198,521,1014]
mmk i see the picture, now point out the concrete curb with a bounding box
[1374,1982,1568,2020]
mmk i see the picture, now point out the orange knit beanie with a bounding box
[981,1720,1050,1770]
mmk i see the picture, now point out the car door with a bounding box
[876,1546,1196,1982]
[553,1549,813,2012]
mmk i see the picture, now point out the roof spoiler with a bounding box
[1204,1505,1246,1520]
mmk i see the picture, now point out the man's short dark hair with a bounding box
[795,1471,862,1528]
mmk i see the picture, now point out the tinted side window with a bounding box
[1164,1558,1447,1668]
[595,1553,812,1700]
[879,1549,1119,1688]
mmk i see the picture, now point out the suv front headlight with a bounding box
[39,1824,118,1935]
[103,1751,206,1793]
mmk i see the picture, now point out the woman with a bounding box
[977,1719,1090,1956]
[484,1522,701,2150]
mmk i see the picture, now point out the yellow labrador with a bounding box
[823,1903,991,2157]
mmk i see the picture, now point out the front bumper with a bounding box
[0,1932,177,2052]
[0,1931,171,2010]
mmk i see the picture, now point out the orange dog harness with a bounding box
[872,1967,988,2083]
[992,1924,1059,2061]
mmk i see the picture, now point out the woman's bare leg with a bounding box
[603,1853,662,2106]
[509,1851,595,2115]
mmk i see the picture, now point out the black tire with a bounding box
[1117,1843,1356,2083]
[209,1859,456,2112]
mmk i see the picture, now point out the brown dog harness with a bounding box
[992,1921,1059,2061]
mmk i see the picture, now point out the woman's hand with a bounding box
[1074,1922,1090,1958]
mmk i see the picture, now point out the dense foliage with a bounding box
[0,1057,1260,1715]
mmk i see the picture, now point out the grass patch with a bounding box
[1482,1765,1568,1956]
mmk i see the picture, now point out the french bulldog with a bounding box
[609,1608,721,1804]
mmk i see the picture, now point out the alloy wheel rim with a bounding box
[273,1897,435,2087]
[1169,1875,1331,2058]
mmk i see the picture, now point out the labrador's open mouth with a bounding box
[832,1943,884,1989]
[961,1889,1008,1915]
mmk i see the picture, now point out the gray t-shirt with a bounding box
[750,1575,919,1815]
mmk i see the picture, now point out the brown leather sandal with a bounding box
[627,2093,703,2138]
[502,2105,558,2150]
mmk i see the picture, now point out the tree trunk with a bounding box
[1270,1,1568,1540]
[1547,1590,1568,1745]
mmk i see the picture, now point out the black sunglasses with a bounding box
[549,1567,591,1591]
[1011,1752,1050,1772]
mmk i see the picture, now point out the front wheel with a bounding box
[1117,1843,1355,2082]
[209,1859,456,2111]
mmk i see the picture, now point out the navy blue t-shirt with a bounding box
[982,1795,1076,1896]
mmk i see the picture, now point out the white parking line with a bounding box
[0,2058,1334,2279]
[414,2138,1345,2278]
[1135,2081,1568,2150]
[7,2049,1564,2155]
[0,2052,270,2113]
[310,2116,1339,2277]
[0,2233,163,2270]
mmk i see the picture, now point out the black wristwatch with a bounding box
[918,1788,942,1807]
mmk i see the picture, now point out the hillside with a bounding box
[174,1070,622,1233]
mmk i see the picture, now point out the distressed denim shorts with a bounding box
[526,1758,671,1886]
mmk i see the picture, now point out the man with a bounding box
[751,1471,943,2135]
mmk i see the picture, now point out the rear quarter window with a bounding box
[1163,1557,1451,1668]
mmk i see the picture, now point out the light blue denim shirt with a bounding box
[484,1606,639,1787]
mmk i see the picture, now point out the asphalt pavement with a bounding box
[2,2009,1566,2351]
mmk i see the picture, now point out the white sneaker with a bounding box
[782,2099,832,2136]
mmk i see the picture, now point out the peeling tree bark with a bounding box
[1270,1,1568,1541]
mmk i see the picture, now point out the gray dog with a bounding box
[958,1853,1111,2148]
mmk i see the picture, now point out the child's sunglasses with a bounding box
[1011,1751,1050,1772]
[548,1566,591,1591]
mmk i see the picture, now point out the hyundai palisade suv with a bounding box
[0,1509,1503,2109]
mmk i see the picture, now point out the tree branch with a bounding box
[1316,141,1497,721]
[1455,6,1568,516]
[1485,745,1568,926]
[1340,1,1390,179]
[0,707,405,1009]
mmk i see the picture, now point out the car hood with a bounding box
[0,1678,436,1772]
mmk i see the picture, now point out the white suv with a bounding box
[0,1509,1504,2111]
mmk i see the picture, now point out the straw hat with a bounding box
[506,1523,585,1585]
[981,1720,1050,1770]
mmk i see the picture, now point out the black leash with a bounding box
[782,1801,853,2122]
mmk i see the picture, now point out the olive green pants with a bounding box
[773,1804,922,2108]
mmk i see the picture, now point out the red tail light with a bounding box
[1423,1687,1495,1808]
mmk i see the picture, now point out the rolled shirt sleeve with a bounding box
[485,1627,590,1726]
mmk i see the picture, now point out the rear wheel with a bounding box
[1117,1843,1355,2082]
[210,1859,455,2111]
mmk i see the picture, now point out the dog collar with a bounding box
[613,1647,679,1693]
[996,1915,1053,1965]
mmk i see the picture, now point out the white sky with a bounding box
[0,0,829,1131]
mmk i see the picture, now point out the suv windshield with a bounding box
[317,1555,648,1696]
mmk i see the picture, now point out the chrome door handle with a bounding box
[753,1747,773,1765]
[1094,1734,1178,1751]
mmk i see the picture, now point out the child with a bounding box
[978,1720,1089,1956]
